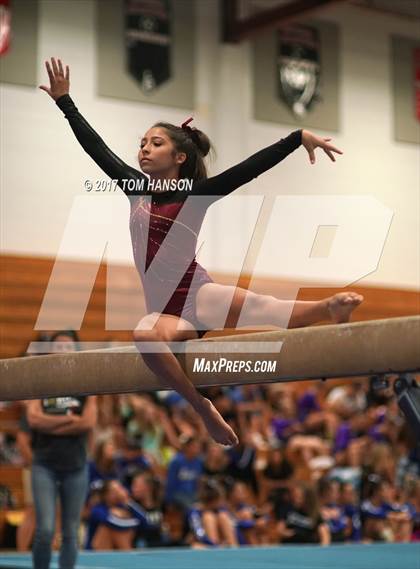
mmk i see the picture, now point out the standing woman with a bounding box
[40,58,363,446]
[24,330,97,569]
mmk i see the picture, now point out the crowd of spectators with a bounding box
[1,346,419,552]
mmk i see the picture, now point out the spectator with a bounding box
[387,485,415,542]
[202,442,229,481]
[257,445,293,505]
[130,472,167,547]
[114,433,153,489]
[229,480,267,545]
[188,479,237,547]
[408,479,420,541]
[360,478,411,541]
[124,395,180,465]
[340,482,362,542]
[24,330,97,569]
[226,433,258,493]
[274,483,330,545]
[361,443,396,496]
[318,478,348,542]
[270,388,302,444]
[164,436,203,510]
[15,403,36,552]
[396,428,420,487]
[86,479,157,550]
[88,437,119,490]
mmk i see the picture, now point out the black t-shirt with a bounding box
[21,397,88,472]
[134,504,164,547]
[275,503,323,544]
[202,461,229,478]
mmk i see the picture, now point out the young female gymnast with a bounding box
[41,58,363,447]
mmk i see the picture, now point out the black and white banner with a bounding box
[125,0,171,94]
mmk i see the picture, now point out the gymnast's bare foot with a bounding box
[197,398,239,446]
[326,292,364,323]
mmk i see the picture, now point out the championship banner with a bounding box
[277,25,320,118]
[414,47,420,122]
[125,0,171,94]
[0,0,11,56]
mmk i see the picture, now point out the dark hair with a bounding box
[153,121,213,182]
[318,477,336,498]
[49,329,80,343]
[98,479,118,501]
[179,434,197,447]
[293,482,320,524]
[93,437,115,471]
[199,477,224,505]
[366,475,388,498]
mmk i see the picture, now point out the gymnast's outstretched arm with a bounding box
[192,129,343,200]
[40,57,145,194]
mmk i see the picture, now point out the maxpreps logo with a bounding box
[193,358,277,374]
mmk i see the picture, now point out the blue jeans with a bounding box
[31,463,88,569]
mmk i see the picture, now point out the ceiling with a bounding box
[245,0,420,20]
[351,0,420,19]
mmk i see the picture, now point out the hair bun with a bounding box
[190,128,211,158]
[153,120,213,181]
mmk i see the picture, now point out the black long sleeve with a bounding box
[55,94,145,194]
[192,129,302,199]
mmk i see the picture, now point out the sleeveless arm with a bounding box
[192,129,302,199]
[55,94,146,195]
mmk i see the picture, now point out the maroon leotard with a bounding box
[56,95,302,336]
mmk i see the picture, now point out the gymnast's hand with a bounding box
[302,129,343,164]
[39,57,70,101]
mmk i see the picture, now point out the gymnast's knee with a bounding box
[242,293,275,320]
[133,314,159,343]
[133,327,164,347]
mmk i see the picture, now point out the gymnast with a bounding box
[40,57,363,447]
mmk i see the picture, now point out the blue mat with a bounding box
[0,543,419,569]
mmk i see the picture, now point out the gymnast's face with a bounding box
[139,127,186,177]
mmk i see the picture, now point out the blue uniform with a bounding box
[85,499,156,549]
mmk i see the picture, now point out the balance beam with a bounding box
[0,316,419,401]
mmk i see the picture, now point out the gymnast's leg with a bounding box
[195,284,363,330]
[133,313,238,446]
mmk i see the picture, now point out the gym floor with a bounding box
[0,543,418,569]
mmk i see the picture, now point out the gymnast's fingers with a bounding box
[39,85,52,96]
[57,58,64,76]
[325,141,343,155]
[45,60,54,84]
[308,147,316,164]
[323,148,336,162]
[51,57,59,77]
[65,65,70,81]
